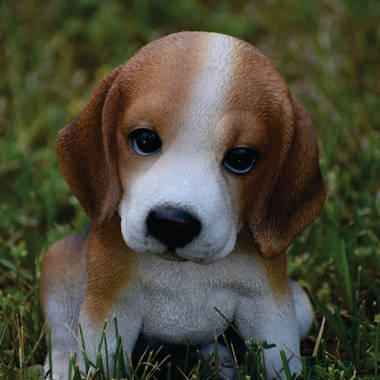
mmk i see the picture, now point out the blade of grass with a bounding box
[312,296,354,361]
[313,316,326,357]
[48,328,52,380]
[221,334,240,375]
[79,324,95,372]
[375,314,380,378]
[166,361,171,380]
[279,350,292,380]
[335,239,353,309]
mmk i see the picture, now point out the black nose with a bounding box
[147,207,201,250]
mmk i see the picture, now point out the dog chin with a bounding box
[160,250,229,265]
[157,251,189,262]
[145,250,225,265]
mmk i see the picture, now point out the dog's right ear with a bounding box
[57,67,123,225]
[248,92,326,258]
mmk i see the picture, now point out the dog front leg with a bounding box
[235,292,301,379]
[43,308,82,380]
[77,291,144,377]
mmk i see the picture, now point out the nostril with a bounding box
[146,207,201,250]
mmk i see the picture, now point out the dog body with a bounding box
[40,32,325,379]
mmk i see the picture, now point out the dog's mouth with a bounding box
[157,250,219,265]
[158,251,189,262]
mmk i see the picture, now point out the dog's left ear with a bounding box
[56,67,123,225]
[249,92,326,258]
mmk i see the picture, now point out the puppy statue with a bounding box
[40,32,326,379]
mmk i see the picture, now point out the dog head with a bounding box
[57,32,326,262]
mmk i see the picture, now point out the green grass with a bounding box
[0,0,379,379]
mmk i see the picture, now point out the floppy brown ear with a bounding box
[249,92,326,258]
[57,67,123,225]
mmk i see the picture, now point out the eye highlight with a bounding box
[129,128,162,156]
[223,147,260,175]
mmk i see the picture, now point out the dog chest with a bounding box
[142,285,235,345]
[135,257,238,345]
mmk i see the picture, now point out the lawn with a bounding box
[0,0,379,379]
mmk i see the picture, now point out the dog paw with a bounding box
[199,343,236,379]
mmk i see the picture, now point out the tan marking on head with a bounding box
[220,37,289,218]
[116,32,209,185]
[220,36,325,257]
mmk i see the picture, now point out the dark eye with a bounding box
[129,128,162,156]
[223,148,260,175]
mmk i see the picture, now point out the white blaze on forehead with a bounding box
[183,33,237,139]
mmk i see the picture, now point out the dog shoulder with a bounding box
[40,224,90,315]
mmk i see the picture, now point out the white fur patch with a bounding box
[182,33,236,140]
